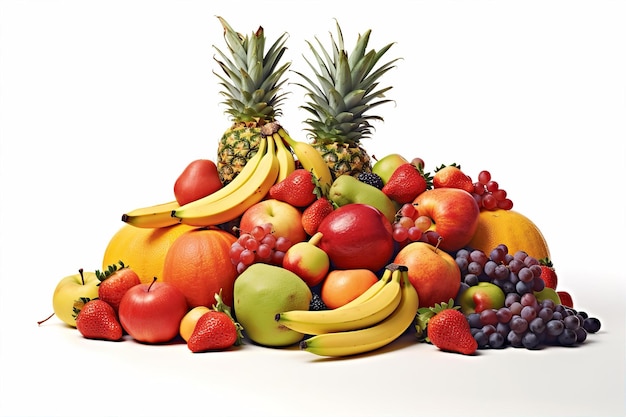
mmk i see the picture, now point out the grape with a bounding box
[522,332,541,349]
[493,264,509,280]
[521,306,537,322]
[505,293,520,307]
[474,331,489,348]
[400,203,418,219]
[507,259,524,273]
[397,216,414,229]
[496,307,513,323]
[256,243,272,259]
[261,234,277,248]
[583,317,602,333]
[480,309,498,326]
[478,170,491,184]
[518,267,534,283]
[510,316,528,334]
[489,248,505,264]
[575,327,588,343]
[470,250,489,265]
[515,280,533,295]
[393,226,409,242]
[496,322,510,337]
[546,319,565,336]
[481,324,497,336]
[275,236,292,252]
[467,261,483,275]
[244,238,259,251]
[467,313,482,328]
[529,317,546,334]
[414,216,432,232]
[471,171,513,210]
[564,315,581,330]
[407,227,423,241]
[481,194,497,210]
[464,274,479,286]
[532,277,545,292]
[520,293,538,308]
[558,329,578,346]
[538,307,554,322]
[229,222,293,269]
[455,256,469,272]
[250,225,266,241]
[240,249,255,265]
[489,332,506,349]
[507,330,523,348]
[509,302,523,316]
[483,260,497,277]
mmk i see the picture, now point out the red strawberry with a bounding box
[416,298,477,355]
[433,164,474,193]
[557,291,574,308]
[538,258,558,290]
[187,293,243,352]
[75,299,123,341]
[269,169,317,207]
[96,261,141,313]
[301,197,335,236]
[381,162,431,204]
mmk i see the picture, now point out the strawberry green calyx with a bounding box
[212,290,244,346]
[539,257,553,268]
[72,296,95,319]
[434,162,462,173]
[415,298,459,343]
[96,260,128,284]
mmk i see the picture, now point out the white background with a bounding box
[1,1,625,416]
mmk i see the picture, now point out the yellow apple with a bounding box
[51,269,100,327]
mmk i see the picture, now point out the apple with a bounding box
[118,277,189,344]
[239,199,307,245]
[393,241,461,308]
[318,203,394,273]
[174,159,223,206]
[282,232,330,287]
[535,287,562,306]
[413,188,480,252]
[457,282,506,315]
[49,269,100,327]
[179,305,211,342]
[372,153,409,184]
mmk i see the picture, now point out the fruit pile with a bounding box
[41,17,602,357]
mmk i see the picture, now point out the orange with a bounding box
[162,228,238,308]
[102,223,198,284]
[467,209,551,260]
[321,269,380,309]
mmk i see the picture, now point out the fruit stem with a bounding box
[308,232,323,247]
[148,276,157,291]
[37,312,55,326]
[78,268,85,285]
[434,236,443,253]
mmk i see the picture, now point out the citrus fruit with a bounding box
[162,228,237,308]
[467,209,550,260]
[321,269,380,309]
[102,223,198,284]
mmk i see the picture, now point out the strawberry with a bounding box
[75,299,123,341]
[557,291,574,308]
[301,197,335,236]
[416,298,477,355]
[96,261,141,313]
[269,169,317,207]
[187,292,243,353]
[381,162,431,204]
[538,258,558,290]
[432,164,474,193]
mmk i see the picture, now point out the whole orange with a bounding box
[467,209,551,260]
[102,223,198,284]
[321,269,379,309]
[162,228,238,308]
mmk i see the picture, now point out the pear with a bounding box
[328,175,397,223]
[233,263,311,347]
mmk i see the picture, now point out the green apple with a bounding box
[457,282,505,315]
[328,175,398,223]
[372,153,408,184]
[534,287,562,305]
[51,269,100,327]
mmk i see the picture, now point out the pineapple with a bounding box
[214,17,290,185]
[295,21,398,179]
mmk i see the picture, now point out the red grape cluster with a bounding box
[229,223,293,274]
[392,203,441,245]
[471,170,513,211]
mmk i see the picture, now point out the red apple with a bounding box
[282,232,330,287]
[413,188,480,252]
[318,203,394,272]
[118,277,188,344]
[174,159,223,206]
[393,241,461,308]
[239,199,307,245]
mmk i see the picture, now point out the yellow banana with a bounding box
[261,122,332,194]
[299,265,419,357]
[335,267,393,311]
[172,136,279,226]
[271,132,296,183]
[120,139,269,228]
[276,267,402,335]
[121,200,181,228]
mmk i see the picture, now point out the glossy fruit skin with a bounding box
[102,223,198,284]
[318,203,394,272]
[162,228,237,308]
[467,209,550,261]
[538,260,558,290]
[118,280,188,344]
[239,199,307,246]
[433,164,474,193]
[179,306,211,342]
[75,299,123,341]
[557,291,574,308]
[428,308,478,355]
[52,270,100,327]
[301,197,335,236]
[187,311,238,352]
[269,169,317,207]
[382,162,428,204]
[174,159,223,206]
[320,268,379,309]
[97,265,141,313]
[372,153,409,185]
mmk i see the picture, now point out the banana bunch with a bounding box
[278,264,420,357]
[121,122,331,229]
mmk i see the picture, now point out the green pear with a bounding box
[328,175,397,223]
[233,263,311,347]
[372,153,408,184]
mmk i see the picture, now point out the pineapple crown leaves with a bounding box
[293,20,400,144]
[213,16,291,122]
[212,289,244,346]
[414,298,460,343]
[95,260,128,285]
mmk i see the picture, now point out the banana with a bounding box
[261,121,332,194]
[299,265,420,357]
[120,138,269,228]
[172,136,279,226]
[121,200,181,228]
[276,267,402,335]
[335,267,393,311]
[271,132,296,183]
